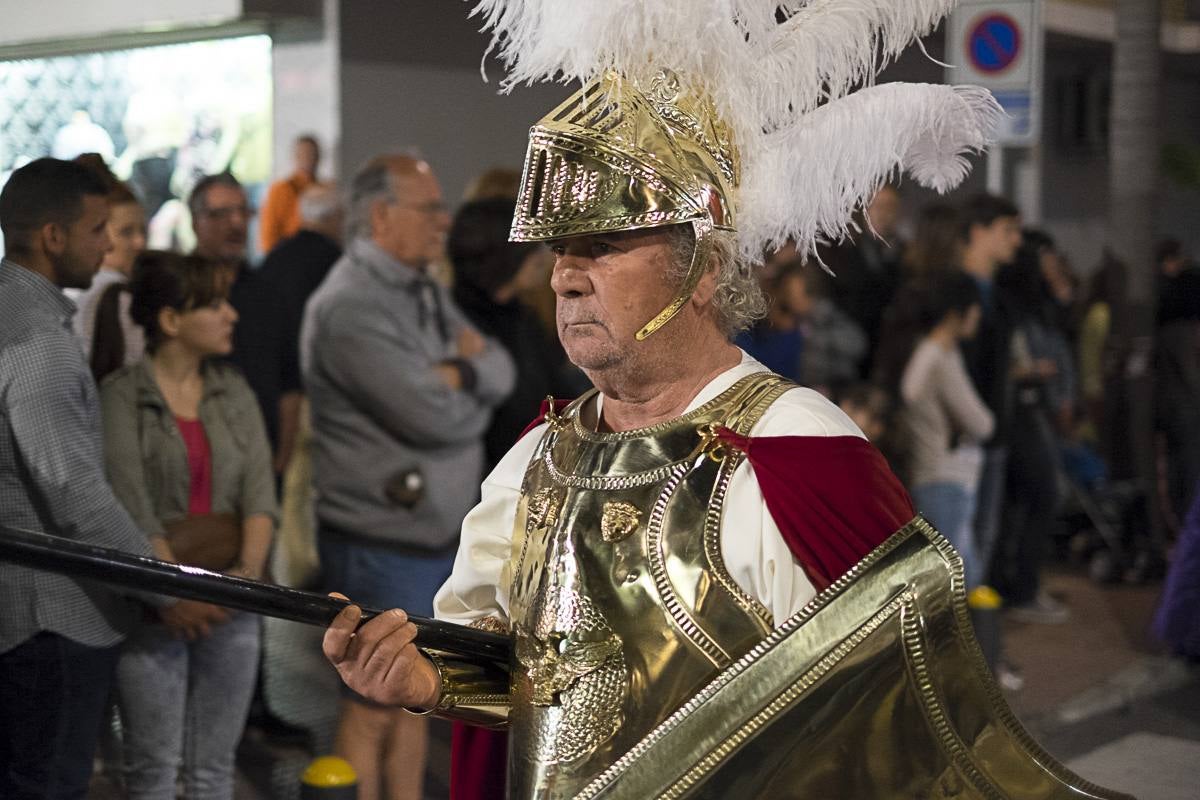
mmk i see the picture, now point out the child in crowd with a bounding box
[71,153,148,381]
[837,382,891,444]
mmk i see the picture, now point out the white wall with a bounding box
[339,60,564,205]
[334,0,568,204]
[0,0,242,46]
[271,0,340,181]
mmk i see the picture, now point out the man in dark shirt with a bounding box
[822,183,906,375]
[0,158,189,798]
[188,171,320,741]
[955,194,1023,619]
[256,184,344,474]
[959,194,1022,437]
[1156,238,1198,325]
[189,173,294,476]
[1155,239,1200,523]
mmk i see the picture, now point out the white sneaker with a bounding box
[996,662,1026,691]
[1008,592,1070,624]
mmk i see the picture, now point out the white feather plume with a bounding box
[749,0,959,126]
[474,0,954,115]
[470,0,998,261]
[739,84,1003,262]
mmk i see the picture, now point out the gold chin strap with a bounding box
[635,217,714,341]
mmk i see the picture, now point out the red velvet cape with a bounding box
[449,405,914,800]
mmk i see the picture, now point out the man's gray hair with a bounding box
[346,150,428,240]
[299,184,342,225]
[346,158,397,240]
[667,225,767,338]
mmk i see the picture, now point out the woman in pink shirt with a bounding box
[98,250,277,799]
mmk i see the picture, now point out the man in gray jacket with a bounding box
[301,153,514,800]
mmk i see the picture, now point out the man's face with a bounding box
[193,184,250,264]
[866,187,901,239]
[549,228,681,373]
[53,194,112,290]
[1162,255,1186,278]
[370,168,450,268]
[975,215,1022,269]
[779,272,814,318]
[294,140,319,179]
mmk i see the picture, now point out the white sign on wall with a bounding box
[946,0,1044,146]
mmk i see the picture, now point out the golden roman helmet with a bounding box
[510,69,738,340]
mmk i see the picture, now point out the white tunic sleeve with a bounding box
[432,423,545,626]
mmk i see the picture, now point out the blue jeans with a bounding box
[0,632,119,800]
[912,482,982,589]
[318,527,457,616]
[972,447,1008,577]
[116,611,260,800]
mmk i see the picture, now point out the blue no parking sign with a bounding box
[948,0,1041,146]
[968,13,1023,75]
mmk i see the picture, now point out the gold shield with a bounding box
[575,517,1136,800]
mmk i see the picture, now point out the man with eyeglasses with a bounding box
[301,154,515,800]
[190,173,253,274]
[189,173,298,485]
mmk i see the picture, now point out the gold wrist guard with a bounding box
[414,650,511,729]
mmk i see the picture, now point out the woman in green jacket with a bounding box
[98,250,277,799]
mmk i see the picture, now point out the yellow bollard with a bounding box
[968,584,1003,669]
[301,756,357,800]
[967,585,1003,610]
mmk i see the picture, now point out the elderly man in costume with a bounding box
[323,3,1133,799]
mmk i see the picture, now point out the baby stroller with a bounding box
[1057,439,1159,584]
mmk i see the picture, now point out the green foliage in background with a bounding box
[1163,142,1200,190]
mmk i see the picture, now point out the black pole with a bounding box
[0,525,510,666]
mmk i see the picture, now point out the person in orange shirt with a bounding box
[259,134,321,254]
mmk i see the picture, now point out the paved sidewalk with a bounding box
[1001,569,1166,720]
[1001,569,1200,800]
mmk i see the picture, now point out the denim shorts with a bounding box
[317,526,457,618]
[318,528,459,706]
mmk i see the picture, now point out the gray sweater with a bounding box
[900,338,995,490]
[301,239,515,549]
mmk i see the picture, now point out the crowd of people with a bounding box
[0,131,1196,799]
[740,187,1200,679]
[0,134,591,798]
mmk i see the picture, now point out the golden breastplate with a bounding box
[504,373,792,798]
